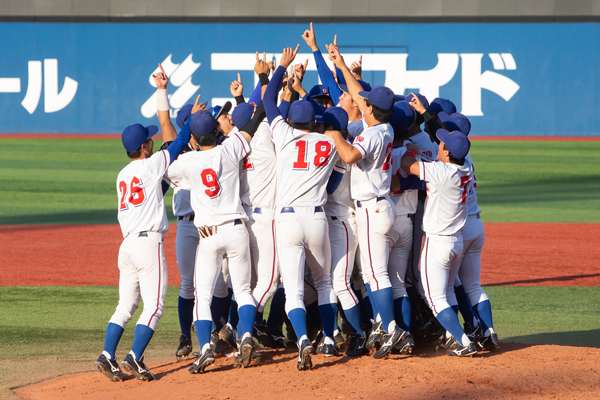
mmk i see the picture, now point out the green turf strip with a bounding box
[0,285,598,363]
[0,138,599,224]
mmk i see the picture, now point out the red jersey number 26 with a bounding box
[119,177,146,211]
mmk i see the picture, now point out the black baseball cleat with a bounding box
[396,333,415,355]
[189,349,215,374]
[374,325,406,359]
[345,333,366,357]
[297,339,314,371]
[95,354,125,382]
[219,323,233,342]
[254,322,277,349]
[176,335,193,360]
[121,354,154,381]
[322,343,339,358]
[210,329,227,355]
[447,340,478,357]
[365,320,383,350]
[478,332,500,351]
[465,322,483,344]
[234,336,254,368]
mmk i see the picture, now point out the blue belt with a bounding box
[281,206,323,213]
[356,197,385,208]
[234,219,243,225]
[253,207,262,214]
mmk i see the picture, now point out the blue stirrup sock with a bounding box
[364,283,379,320]
[343,303,364,336]
[287,308,308,341]
[102,322,124,360]
[473,300,494,335]
[130,324,155,360]
[238,304,257,336]
[229,299,239,328]
[393,296,412,333]
[454,285,479,327]
[436,307,469,346]
[370,287,396,332]
[266,287,286,333]
[194,320,213,351]
[318,303,338,340]
[178,296,195,338]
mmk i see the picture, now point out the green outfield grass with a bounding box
[0,138,598,224]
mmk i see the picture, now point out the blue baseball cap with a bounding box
[208,101,232,121]
[176,104,193,129]
[438,112,471,136]
[308,85,330,99]
[404,93,430,111]
[122,124,158,152]
[389,101,416,137]
[231,103,255,128]
[394,94,405,103]
[428,98,457,115]
[339,80,373,93]
[190,111,217,137]
[359,85,395,111]
[436,129,470,159]
[319,107,349,130]
[288,100,315,124]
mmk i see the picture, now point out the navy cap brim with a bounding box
[315,115,325,123]
[436,128,450,145]
[146,125,159,139]
[215,101,232,120]
[358,90,370,99]
[394,94,405,102]
[339,84,348,93]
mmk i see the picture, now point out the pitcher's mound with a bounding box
[16,343,600,400]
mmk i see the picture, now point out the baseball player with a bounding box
[165,108,265,373]
[325,41,406,359]
[401,129,477,357]
[263,45,340,371]
[95,117,191,381]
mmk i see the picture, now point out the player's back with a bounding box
[464,154,481,216]
[117,150,170,238]
[390,145,418,215]
[419,159,470,235]
[270,116,338,208]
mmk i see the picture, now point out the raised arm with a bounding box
[302,23,342,104]
[400,144,422,176]
[153,63,177,142]
[324,130,363,164]
[264,45,299,125]
[409,93,443,144]
[327,41,366,113]
[230,73,245,105]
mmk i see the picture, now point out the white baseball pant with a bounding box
[175,219,198,300]
[388,214,413,300]
[420,233,464,316]
[458,214,489,305]
[329,214,359,310]
[213,257,230,298]
[192,221,255,322]
[276,207,337,314]
[109,232,168,331]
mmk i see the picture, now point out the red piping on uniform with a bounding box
[162,151,167,170]
[342,221,358,306]
[148,242,162,327]
[366,210,379,290]
[355,143,367,155]
[423,237,437,315]
[257,220,277,308]
[235,133,248,155]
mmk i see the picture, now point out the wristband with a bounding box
[157,89,170,111]
[403,148,418,159]
[258,73,269,86]
[234,95,245,105]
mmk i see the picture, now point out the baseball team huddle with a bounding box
[95,23,498,382]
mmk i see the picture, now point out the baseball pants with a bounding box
[420,233,464,316]
[109,232,168,331]
[175,219,198,300]
[276,207,337,314]
[388,214,413,300]
[458,214,489,306]
[328,213,359,310]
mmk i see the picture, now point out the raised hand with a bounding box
[267,59,277,77]
[254,52,270,76]
[302,22,319,52]
[326,38,345,68]
[351,55,363,80]
[152,63,169,89]
[293,59,309,81]
[191,95,204,114]
[230,73,244,97]
[408,92,426,114]
[279,44,300,69]
[290,71,305,94]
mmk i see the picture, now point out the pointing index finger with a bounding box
[256,51,259,63]
[237,73,241,82]
[158,63,166,76]
[293,44,300,57]
[194,94,201,106]
[334,34,337,46]
[310,22,313,33]
[359,55,362,64]
[263,52,267,62]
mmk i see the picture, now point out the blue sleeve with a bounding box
[304,95,326,116]
[161,180,170,196]
[313,50,342,105]
[326,170,344,195]
[335,66,346,86]
[279,99,291,120]
[264,66,286,125]
[248,81,262,106]
[164,120,191,165]
[399,175,425,191]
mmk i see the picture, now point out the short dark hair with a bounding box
[365,99,393,123]
[193,130,217,147]
[126,148,142,159]
[322,122,349,139]
[443,143,465,166]
[290,120,315,131]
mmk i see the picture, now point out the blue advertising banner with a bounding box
[0,22,597,135]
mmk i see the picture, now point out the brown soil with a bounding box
[15,344,600,400]
[2,223,599,287]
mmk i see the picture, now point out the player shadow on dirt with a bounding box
[486,273,600,286]
[406,341,532,359]
[150,360,196,380]
[503,329,600,349]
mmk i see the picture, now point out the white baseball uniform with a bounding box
[417,158,470,316]
[409,131,438,162]
[326,155,359,311]
[457,154,488,306]
[110,149,171,331]
[388,146,418,300]
[164,130,255,324]
[270,115,338,314]
[351,122,395,292]
[240,120,280,313]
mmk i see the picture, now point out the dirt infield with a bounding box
[15,343,600,400]
[1,223,599,287]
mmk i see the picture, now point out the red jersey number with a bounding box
[201,168,221,198]
[293,140,333,169]
[118,177,147,211]
[382,143,393,171]
[242,156,254,171]
[459,176,471,204]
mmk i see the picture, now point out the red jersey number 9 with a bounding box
[201,168,221,198]
[119,177,147,211]
[382,143,393,171]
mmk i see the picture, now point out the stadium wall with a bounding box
[0,21,597,136]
